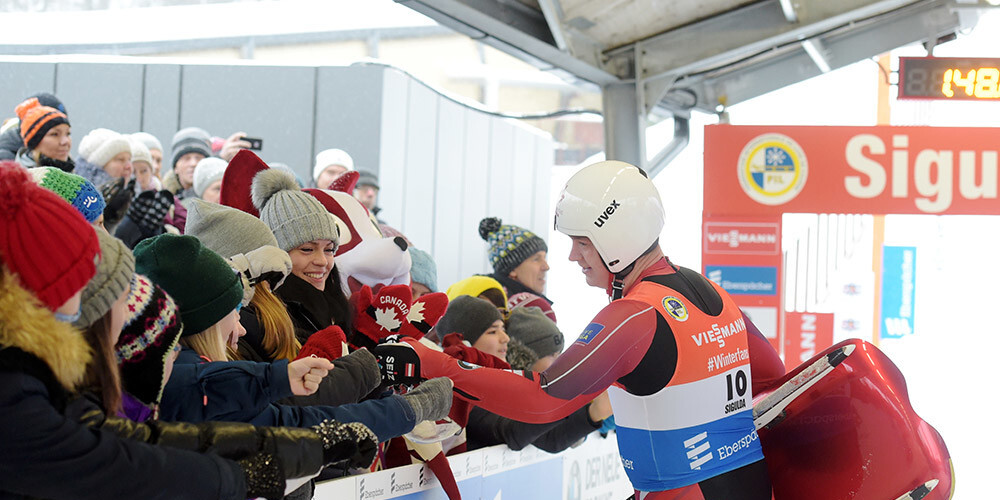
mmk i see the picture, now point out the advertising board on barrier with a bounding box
[313,434,629,500]
[784,312,835,371]
[880,246,917,339]
[705,125,1000,216]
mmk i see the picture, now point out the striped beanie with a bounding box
[478,217,548,275]
[170,127,212,170]
[115,273,182,408]
[28,167,106,224]
[15,98,69,151]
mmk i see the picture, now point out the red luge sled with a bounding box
[757,339,953,500]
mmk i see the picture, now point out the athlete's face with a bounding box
[568,236,611,289]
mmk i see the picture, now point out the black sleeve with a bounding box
[238,307,271,362]
[278,348,382,407]
[69,396,326,480]
[466,404,600,452]
[0,372,246,500]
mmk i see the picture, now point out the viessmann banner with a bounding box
[704,125,1000,215]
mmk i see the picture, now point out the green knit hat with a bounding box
[478,217,547,275]
[134,234,242,335]
[28,166,106,224]
[74,230,135,328]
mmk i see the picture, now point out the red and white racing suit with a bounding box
[400,258,774,498]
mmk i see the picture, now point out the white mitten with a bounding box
[228,245,293,306]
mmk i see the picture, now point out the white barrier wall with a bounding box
[0,58,554,288]
[314,433,632,500]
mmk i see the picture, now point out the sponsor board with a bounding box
[784,312,835,371]
[706,125,1000,215]
[741,306,778,340]
[880,246,917,338]
[705,266,778,296]
[704,222,781,255]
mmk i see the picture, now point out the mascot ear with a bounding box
[221,150,269,216]
[330,170,360,193]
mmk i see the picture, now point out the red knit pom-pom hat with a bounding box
[0,161,99,311]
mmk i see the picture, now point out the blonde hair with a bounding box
[180,322,228,362]
[251,282,301,361]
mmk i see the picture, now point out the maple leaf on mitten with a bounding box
[400,292,448,339]
[350,284,413,348]
[296,325,348,361]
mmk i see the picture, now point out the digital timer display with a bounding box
[898,57,1000,100]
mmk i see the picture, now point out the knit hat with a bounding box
[130,132,162,153]
[78,128,132,168]
[185,198,279,258]
[134,234,243,335]
[30,92,66,114]
[508,291,557,324]
[270,162,305,188]
[170,127,212,170]
[408,247,437,293]
[75,230,136,328]
[129,137,153,167]
[15,97,70,151]
[313,148,354,183]
[252,168,340,252]
[506,306,564,359]
[478,217,548,275]
[434,295,502,346]
[28,167,106,224]
[115,273,182,408]
[0,161,99,311]
[356,170,379,190]
[193,157,228,197]
[445,275,508,305]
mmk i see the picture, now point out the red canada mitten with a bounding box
[295,325,348,361]
[350,284,413,350]
[399,292,448,339]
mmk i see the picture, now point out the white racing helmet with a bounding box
[554,160,664,275]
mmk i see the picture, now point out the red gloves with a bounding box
[350,284,449,349]
[295,325,348,361]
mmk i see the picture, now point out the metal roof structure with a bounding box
[398,0,994,174]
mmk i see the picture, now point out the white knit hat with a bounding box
[129,137,153,166]
[193,157,228,197]
[312,148,354,183]
[78,128,132,167]
[130,132,163,153]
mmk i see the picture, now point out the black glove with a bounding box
[127,189,173,234]
[238,452,285,500]
[373,337,423,386]
[312,420,378,469]
[100,177,136,228]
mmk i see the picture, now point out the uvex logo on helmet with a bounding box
[593,200,621,228]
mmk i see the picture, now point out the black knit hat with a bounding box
[434,295,502,345]
[115,274,182,408]
[478,217,548,275]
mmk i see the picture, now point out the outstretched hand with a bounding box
[287,356,334,396]
[372,337,423,386]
